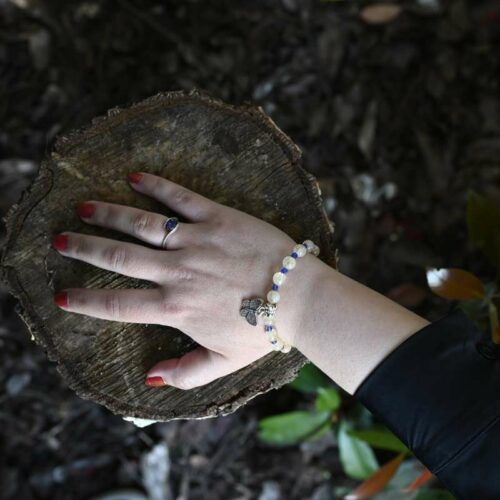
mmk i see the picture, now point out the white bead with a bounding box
[303,240,315,251]
[312,246,320,256]
[263,315,275,325]
[267,329,277,342]
[282,256,296,270]
[293,244,307,257]
[267,290,280,304]
[271,338,283,351]
[273,272,286,286]
[280,343,292,353]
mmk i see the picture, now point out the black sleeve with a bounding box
[353,307,500,500]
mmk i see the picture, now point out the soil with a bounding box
[1,0,499,499]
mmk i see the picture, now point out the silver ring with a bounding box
[161,217,179,249]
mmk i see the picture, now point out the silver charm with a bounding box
[240,298,276,326]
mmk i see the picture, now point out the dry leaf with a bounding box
[360,4,403,25]
[426,268,486,300]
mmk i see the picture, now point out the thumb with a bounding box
[145,346,233,390]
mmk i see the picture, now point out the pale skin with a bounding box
[53,172,430,394]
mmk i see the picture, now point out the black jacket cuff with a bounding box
[354,307,500,499]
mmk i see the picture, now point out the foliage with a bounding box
[259,190,500,498]
[258,364,429,495]
[427,191,500,343]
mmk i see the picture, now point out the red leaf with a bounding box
[426,268,486,300]
[344,453,405,499]
[405,468,434,491]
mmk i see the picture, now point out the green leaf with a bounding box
[307,420,332,441]
[348,426,410,453]
[338,421,378,480]
[415,490,456,500]
[288,363,331,394]
[258,410,331,445]
[466,190,500,270]
[315,387,341,412]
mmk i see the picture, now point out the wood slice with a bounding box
[0,90,337,421]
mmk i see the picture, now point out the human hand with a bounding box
[52,172,322,389]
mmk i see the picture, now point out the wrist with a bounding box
[290,263,430,394]
[275,249,330,349]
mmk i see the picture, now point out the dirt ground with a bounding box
[1,0,500,499]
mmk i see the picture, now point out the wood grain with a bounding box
[0,90,337,421]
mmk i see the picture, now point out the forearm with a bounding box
[290,256,430,394]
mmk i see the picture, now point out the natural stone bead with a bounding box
[263,315,275,325]
[273,272,286,286]
[271,338,283,351]
[267,329,277,342]
[282,256,296,270]
[312,246,320,256]
[267,290,280,304]
[293,244,307,257]
[281,343,292,353]
[303,240,315,251]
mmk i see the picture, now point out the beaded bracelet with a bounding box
[239,239,320,353]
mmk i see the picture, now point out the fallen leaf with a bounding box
[360,4,403,25]
[426,268,486,300]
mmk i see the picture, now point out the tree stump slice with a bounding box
[1,90,337,421]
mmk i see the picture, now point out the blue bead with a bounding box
[272,284,279,291]
[265,325,273,331]
[271,340,277,344]
[280,267,288,274]
[291,252,298,258]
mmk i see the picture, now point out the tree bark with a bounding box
[0,90,338,421]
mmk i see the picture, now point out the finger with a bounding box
[127,172,220,222]
[54,287,178,325]
[145,347,234,389]
[77,201,201,250]
[52,232,174,282]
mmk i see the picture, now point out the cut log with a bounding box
[0,90,338,421]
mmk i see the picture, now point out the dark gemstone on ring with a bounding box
[165,218,178,231]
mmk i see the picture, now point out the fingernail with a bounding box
[54,292,69,308]
[145,376,166,387]
[77,202,96,219]
[128,172,143,184]
[52,234,69,251]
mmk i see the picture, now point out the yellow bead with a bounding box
[263,315,275,325]
[281,343,292,353]
[273,272,286,286]
[293,244,307,257]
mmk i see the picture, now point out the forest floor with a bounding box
[1,0,500,499]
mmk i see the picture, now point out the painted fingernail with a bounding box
[128,172,143,184]
[54,292,69,308]
[77,202,96,219]
[145,376,166,387]
[52,234,69,251]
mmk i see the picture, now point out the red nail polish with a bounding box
[145,376,166,387]
[52,234,69,251]
[128,172,143,184]
[77,202,96,218]
[54,292,68,308]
